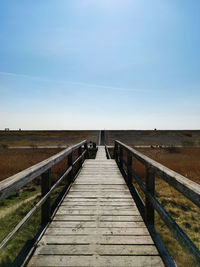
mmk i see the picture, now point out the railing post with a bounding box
[114,142,118,162]
[68,152,73,182]
[41,169,51,225]
[84,142,89,159]
[127,151,132,185]
[145,167,155,225]
[78,146,82,169]
[119,146,123,169]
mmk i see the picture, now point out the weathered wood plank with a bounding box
[62,198,135,206]
[74,181,125,184]
[53,215,143,222]
[72,184,128,189]
[56,209,140,215]
[49,221,146,228]
[67,192,131,197]
[42,235,154,245]
[61,202,135,206]
[59,205,136,210]
[36,244,158,255]
[45,227,149,236]
[27,150,163,267]
[70,189,129,192]
[29,255,164,267]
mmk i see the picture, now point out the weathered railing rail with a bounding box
[0,140,88,253]
[105,143,111,159]
[114,140,200,266]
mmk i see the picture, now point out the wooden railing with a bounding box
[0,140,88,253]
[114,140,200,266]
[105,143,111,159]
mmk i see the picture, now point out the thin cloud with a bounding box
[68,81,147,92]
[0,71,149,93]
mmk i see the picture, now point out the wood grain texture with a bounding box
[28,147,163,266]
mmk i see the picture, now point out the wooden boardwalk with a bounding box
[28,147,164,266]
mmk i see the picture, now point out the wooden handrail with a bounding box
[115,140,200,207]
[0,140,87,201]
[114,140,200,265]
[105,143,111,159]
[0,140,88,254]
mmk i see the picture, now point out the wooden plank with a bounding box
[49,221,146,228]
[63,199,134,203]
[74,181,125,184]
[36,244,158,255]
[28,255,164,266]
[42,235,154,245]
[67,192,131,197]
[71,185,128,189]
[27,150,164,267]
[62,200,134,203]
[65,196,133,199]
[70,189,129,192]
[56,209,140,216]
[53,215,143,222]
[45,227,150,236]
[96,256,164,266]
[59,206,136,211]
[61,201,135,205]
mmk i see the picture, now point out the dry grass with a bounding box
[0,130,99,146]
[130,147,200,266]
[0,147,85,265]
[106,130,200,146]
[0,148,63,182]
[136,147,200,184]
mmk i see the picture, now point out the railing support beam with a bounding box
[78,146,82,169]
[119,146,123,168]
[41,169,51,225]
[114,142,118,162]
[68,153,73,182]
[84,142,89,159]
[127,151,132,185]
[145,167,155,225]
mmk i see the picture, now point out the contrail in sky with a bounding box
[0,71,150,93]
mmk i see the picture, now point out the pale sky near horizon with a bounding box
[0,0,200,130]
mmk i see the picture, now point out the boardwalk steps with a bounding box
[28,147,163,266]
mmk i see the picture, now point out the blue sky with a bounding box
[0,0,200,130]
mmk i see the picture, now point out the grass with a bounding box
[116,146,200,266]
[106,130,200,146]
[0,195,41,266]
[0,178,71,266]
[0,130,99,146]
[0,185,40,218]
[0,148,63,182]
[136,147,200,184]
[0,147,97,266]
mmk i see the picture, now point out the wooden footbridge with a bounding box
[0,141,200,266]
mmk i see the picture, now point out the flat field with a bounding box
[0,148,63,181]
[135,146,200,184]
[106,130,200,146]
[0,130,99,146]
[129,147,200,266]
[0,131,200,266]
